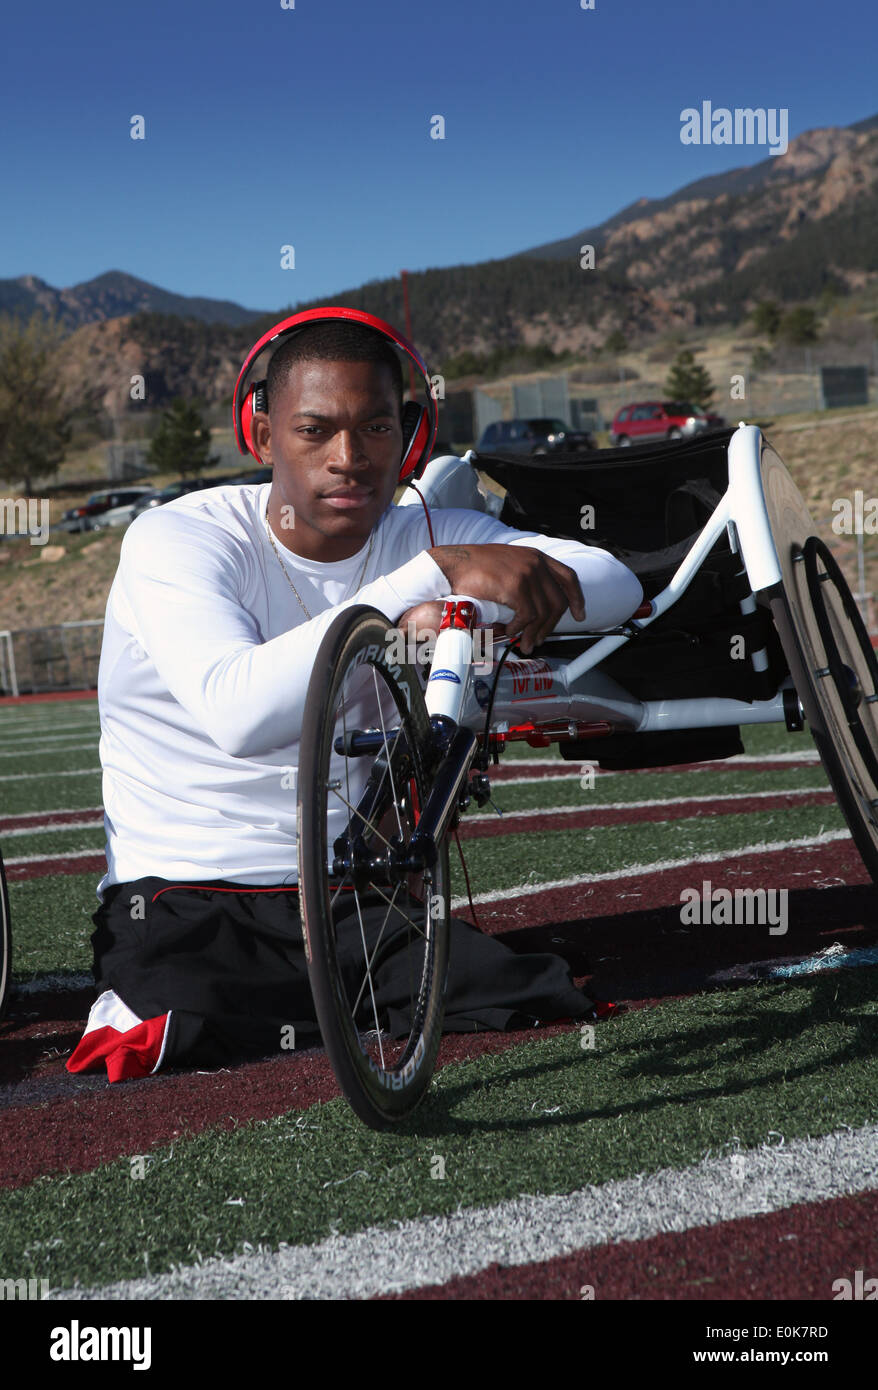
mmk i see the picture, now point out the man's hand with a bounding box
[395,600,506,657]
[428,544,585,654]
[395,601,448,644]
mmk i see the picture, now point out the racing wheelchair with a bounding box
[296,422,878,1129]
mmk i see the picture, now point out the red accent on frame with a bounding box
[490,720,614,749]
[439,600,477,632]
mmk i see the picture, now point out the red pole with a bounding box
[400,269,417,399]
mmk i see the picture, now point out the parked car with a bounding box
[129,477,222,520]
[60,486,154,533]
[609,401,726,448]
[476,418,596,457]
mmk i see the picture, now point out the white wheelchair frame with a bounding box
[404,423,802,741]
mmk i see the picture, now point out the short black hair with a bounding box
[265,320,404,417]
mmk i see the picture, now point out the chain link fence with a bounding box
[0,534,872,700]
[475,366,878,438]
[0,621,103,697]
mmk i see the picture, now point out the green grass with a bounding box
[0,676,873,1299]
[1,967,876,1290]
[7,872,100,979]
[474,763,829,814]
[0,775,102,817]
[0,698,842,984]
[451,804,846,898]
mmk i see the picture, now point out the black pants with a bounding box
[90,876,592,1069]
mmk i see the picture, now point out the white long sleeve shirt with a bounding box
[95,481,642,897]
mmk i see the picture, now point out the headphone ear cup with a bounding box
[399,401,430,481]
[240,380,268,461]
[252,380,268,416]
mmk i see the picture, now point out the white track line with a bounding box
[0,768,100,783]
[450,828,851,910]
[5,820,847,877]
[4,826,848,887]
[0,731,99,748]
[0,743,99,760]
[2,818,104,838]
[49,1123,878,1301]
[0,806,102,825]
[0,719,98,734]
[466,786,830,821]
[5,847,104,869]
[494,767,823,792]
[493,751,821,774]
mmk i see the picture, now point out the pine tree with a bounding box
[750,301,782,338]
[0,313,72,497]
[146,399,218,479]
[664,350,715,410]
[778,307,820,344]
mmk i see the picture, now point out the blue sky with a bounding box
[2,0,876,314]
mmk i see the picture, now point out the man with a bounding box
[68,315,642,1082]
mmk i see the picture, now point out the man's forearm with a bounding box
[427,545,471,587]
[429,536,642,633]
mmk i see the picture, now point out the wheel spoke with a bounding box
[372,664,405,843]
[348,882,407,1019]
[329,784,397,854]
[297,609,450,1127]
[356,879,429,945]
[349,887,386,1069]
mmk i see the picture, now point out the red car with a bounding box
[610,401,725,447]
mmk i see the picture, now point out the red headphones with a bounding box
[232,306,438,482]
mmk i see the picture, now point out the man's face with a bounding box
[252,357,404,562]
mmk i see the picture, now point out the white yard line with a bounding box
[0,806,102,825]
[0,732,99,750]
[4,847,104,869]
[0,719,98,736]
[450,828,851,910]
[0,743,99,759]
[493,751,821,774]
[3,824,847,891]
[466,786,829,821]
[50,1123,878,1301]
[0,768,100,783]
[2,818,104,838]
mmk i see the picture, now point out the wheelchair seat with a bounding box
[474,429,787,705]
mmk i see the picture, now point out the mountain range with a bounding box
[4,112,876,416]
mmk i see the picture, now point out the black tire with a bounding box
[297,606,450,1129]
[770,537,878,880]
[804,538,878,789]
[617,435,631,447]
[668,428,682,440]
[0,847,11,1023]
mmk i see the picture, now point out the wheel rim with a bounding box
[803,537,878,793]
[298,612,449,1124]
[782,537,878,857]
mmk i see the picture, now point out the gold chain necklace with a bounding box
[263,498,374,620]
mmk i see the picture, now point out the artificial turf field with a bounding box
[1,694,877,1324]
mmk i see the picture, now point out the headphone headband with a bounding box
[232,305,438,481]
